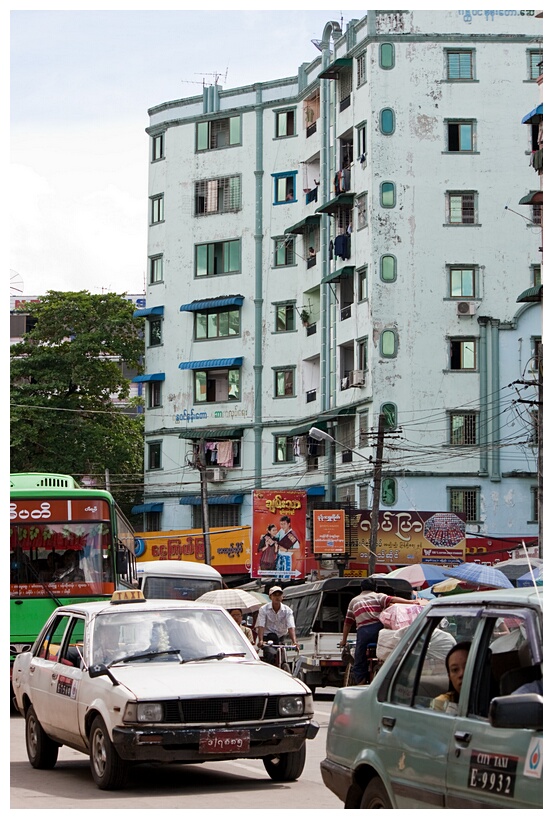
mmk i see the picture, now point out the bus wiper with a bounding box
[180,652,247,664]
[110,648,182,665]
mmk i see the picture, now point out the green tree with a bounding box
[10,291,145,512]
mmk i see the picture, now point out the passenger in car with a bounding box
[431,641,471,715]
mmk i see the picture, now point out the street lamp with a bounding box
[308,427,373,462]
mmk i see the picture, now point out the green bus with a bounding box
[10,472,137,702]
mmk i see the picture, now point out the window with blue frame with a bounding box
[380,108,395,135]
[272,171,298,204]
[381,182,396,208]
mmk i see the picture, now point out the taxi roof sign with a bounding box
[110,589,146,604]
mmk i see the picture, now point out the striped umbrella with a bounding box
[386,564,448,589]
[444,563,513,590]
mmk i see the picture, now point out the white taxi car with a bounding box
[12,590,319,790]
[321,587,542,809]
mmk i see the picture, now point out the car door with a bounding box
[446,608,543,809]
[28,613,72,735]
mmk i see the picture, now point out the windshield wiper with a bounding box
[109,648,182,666]
[180,652,247,664]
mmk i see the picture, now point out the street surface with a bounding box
[11,691,342,810]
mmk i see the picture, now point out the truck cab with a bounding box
[136,560,224,601]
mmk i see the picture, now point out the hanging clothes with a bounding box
[328,239,334,261]
[217,441,234,468]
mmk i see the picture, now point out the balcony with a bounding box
[307,255,317,269]
[306,322,317,336]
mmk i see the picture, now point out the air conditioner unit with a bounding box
[456,301,476,316]
[206,468,226,482]
[350,369,365,387]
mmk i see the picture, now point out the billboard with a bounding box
[313,509,346,554]
[134,527,251,575]
[251,490,308,580]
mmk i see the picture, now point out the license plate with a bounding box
[468,750,518,797]
[199,730,250,754]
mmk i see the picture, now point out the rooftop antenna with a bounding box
[182,68,229,88]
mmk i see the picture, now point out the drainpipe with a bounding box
[254,84,264,485]
[490,319,501,481]
[477,316,489,476]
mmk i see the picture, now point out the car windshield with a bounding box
[92,608,252,665]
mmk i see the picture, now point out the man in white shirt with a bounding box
[256,586,299,649]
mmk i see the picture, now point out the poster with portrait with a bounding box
[251,490,307,580]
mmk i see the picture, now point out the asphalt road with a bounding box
[10,691,343,810]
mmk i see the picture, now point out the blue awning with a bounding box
[179,495,244,505]
[132,373,165,382]
[179,357,243,370]
[180,296,244,312]
[133,306,164,317]
[307,485,326,496]
[131,502,164,514]
[522,103,543,123]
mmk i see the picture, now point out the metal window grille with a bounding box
[356,54,366,87]
[336,207,352,232]
[192,505,240,528]
[532,203,542,225]
[195,176,241,216]
[450,413,477,445]
[449,488,478,522]
[357,195,367,228]
[449,194,475,224]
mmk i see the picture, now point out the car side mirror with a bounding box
[489,693,542,731]
[88,662,120,686]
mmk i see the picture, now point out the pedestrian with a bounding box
[340,578,420,684]
[256,586,299,649]
[228,608,255,644]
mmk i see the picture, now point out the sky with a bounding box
[9,4,375,299]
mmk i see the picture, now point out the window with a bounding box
[274,435,294,463]
[151,133,164,162]
[446,50,474,80]
[275,303,295,332]
[358,411,369,447]
[532,264,542,287]
[530,337,542,371]
[356,122,367,158]
[304,92,320,136]
[195,239,240,277]
[196,115,241,151]
[195,367,241,403]
[193,437,242,468]
[357,267,367,301]
[529,50,543,80]
[447,192,476,224]
[339,68,352,111]
[531,487,538,522]
[381,329,397,358]
[273,171,297,204]
[149,255,163,284]
[356,52,366,87]
[194,308,240,340]
[336,206,353,233]
[150,195,164,224]
[147,442,162,470]
[381,402,397,430]
[144,511,161,532]
[148,318,162,346]
[380,108,395,135]
[274,368,295,398]
[450,338,476,370]
[195,176,241,216]
[356,194,367,229]
[447,121,475,152]
[450,412,477,445]
[147,381,162,409]
[449,266,476,298]
[192,505,240,528]
[381,478,397,506]
[381,182,396,208]
[380,254,397,283]
[380,42,395,70]
[449,487,479,522]
[275,109,295,138]
[274,236,295,267]
[357,338,368,371]
[532,203,542,225]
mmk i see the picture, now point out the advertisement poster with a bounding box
[134,527,251,576]
[313,510,346,554]
[251,490,307,580]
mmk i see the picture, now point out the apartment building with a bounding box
[136,10,542,551]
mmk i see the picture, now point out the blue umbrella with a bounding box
[517,566,543,587]
[444,563,513,590]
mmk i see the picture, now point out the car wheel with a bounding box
[89,715,129,790]
[25,705,59,769]
[360,777,392,809]
[263,743,306,781]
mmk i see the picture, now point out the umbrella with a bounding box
[247,591,271,604]
[493,557,542,582]
[444,563,513,590]
[431,577,465,595]
[386,564,448,589]
[196,588,264,613]
[517,566,543,588]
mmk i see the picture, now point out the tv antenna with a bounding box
[182,68,229,88]
[10,269,24,296]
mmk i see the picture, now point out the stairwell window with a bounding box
[446,192,477,225]
[381,182,396,208]
[150,195,164,224]
[449,266,476,298]
[449,487,480,523]
[147,442,162,471]
[356,193,367,229]
[380,42,395,70]
[275,109,296,138]
[450,412,478,445]
[381,402,397,430]
[357,267,367,301]
[151,133,165,162]
[148,318,162,347]
[380,254,397,283]
[380,329,397,358]
[356,52,367,87]
[450,338,477,370]
[381,478,397,506]
[274,367,295,398]
[147,381,162,409]
[195,176,241,215]
[380,108,395,135]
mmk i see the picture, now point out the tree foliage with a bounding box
[10,291,145,511]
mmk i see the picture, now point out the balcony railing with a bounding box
[307,255,317,269]
[306,389,317,403]
[339,95,351,112]
[341,305,352,321]
[306,122,317,138]
[306,322,317,336]
[305,187,318,205]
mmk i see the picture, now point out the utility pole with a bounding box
[197,438,212,566]
[537,341,543,559]
[368,413,385,575]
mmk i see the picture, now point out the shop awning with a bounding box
[179,495,244,505]
[315,192,355,215]
[306,485,326,496]
[284,215,321,235]
[179,357,243,370]
[321,265,355,285]
[318,57,352,80]
[288,420,327,437]
[522,102,543,123]
[179,428,244,440]
[517,284,542,303]
[180,296,245,312]
[133,306,164,317]
[131,502,164,514]
[132,373,165,382]
[518,190,542,205]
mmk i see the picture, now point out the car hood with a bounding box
[106,658,309,699]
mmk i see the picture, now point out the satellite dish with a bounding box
[10,270,24,296]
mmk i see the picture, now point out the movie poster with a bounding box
[251,490,307,580]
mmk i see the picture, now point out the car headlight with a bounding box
[124,702,164,722]
[278,696,305,717]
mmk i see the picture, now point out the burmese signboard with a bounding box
[251,490,308,579]
[313,509,346,554]
[134,527,251,575]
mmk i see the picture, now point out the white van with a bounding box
[136,560,224,601]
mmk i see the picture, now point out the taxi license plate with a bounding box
[468,751,517,797]
[199,730,250,754]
